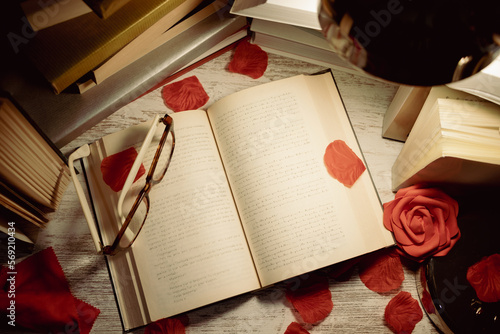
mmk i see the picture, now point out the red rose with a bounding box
[383,184,460,262]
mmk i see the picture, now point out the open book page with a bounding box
[207,72,394,286]
[83,110,259,328]
[130,110,260,321]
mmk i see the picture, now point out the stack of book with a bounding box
[19,0,235,94]
[230,0,367,77]
[0,0,248,147]
[249,18,363,76]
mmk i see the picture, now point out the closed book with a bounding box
[382,85,431,142]
[22,0,188,94]
[88,0,219,87]
[21,0,92,31]
[1,8,247,148]
[391,97,500,191]
[231,0,322,30]
[0,92,70,230]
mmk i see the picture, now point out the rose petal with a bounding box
[397,206,431,245]
[284,322,311,334]
[323,140,366,187]
[358,248,405,293]
[403,208,437,246]
[383,201,398,231]
[144,315,189,334]
[467,253,500,303]
[228,40,268,79]
[432,233,461,257]
[161,76,209,112]
[101,147,146,192]
[385,291,423,334]
[285,274,333,324]
[389,197,414,230]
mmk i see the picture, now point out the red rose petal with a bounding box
[284,322,311,334]
[467,253,500,303]
[285,274,333,324]
[144,315,189,334]
[323,140,366,187]
[101,147,146,192]
[358,248,405,293]
[385,291,423,334]
[228,40,268,79]
[161,76,209,112]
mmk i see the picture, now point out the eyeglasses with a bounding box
[69,114,175,256]
[107,114,175,255]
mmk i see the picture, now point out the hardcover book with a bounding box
[70,71,394,330]
[21,0,92,31]
[86,0,236,87]
[382,85,431,142]
[231,0,322,30]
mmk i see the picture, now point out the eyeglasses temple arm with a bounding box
[68,144,102,253]
[117,115,161,219]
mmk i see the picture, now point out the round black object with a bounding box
[417,186,500,333]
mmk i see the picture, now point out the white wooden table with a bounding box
[33,51,440,333]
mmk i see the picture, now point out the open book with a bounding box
[72,71,394,330]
